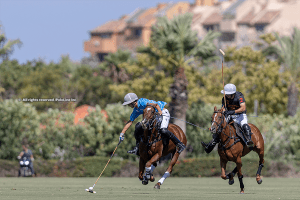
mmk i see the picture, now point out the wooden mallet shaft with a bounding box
[219,49,226,108]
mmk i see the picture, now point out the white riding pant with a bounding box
[160,109,170,129]
[231,113,248,126]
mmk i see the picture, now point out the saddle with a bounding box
[231,122,251,146]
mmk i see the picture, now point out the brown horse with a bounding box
[138,105,187,189]
[210,106,264,194]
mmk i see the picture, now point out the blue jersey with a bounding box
[130,98,167,121]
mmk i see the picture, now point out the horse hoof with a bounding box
[228,179,234,185]
[240,190,244,194]
[142,180,148,185]
[154,184,160,189]
[257,179,262,184]
[150,176,155,182]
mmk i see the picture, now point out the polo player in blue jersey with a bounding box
[119,93,186,156]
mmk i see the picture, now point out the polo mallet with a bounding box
[85,140,122,194]
[219,49,226,108]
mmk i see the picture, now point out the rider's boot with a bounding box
[201,134,219,154]
[160,128,186,154]
[242,124,253,147]
[127,122,143,156]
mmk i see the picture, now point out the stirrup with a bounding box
[246,140,254,147]
[127,147,139,155]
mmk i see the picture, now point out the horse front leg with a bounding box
[145,153,161,183]
[139,159,146,183]
[236,157,244,194]
[226,167,237,185]
[220,158,228,180]
[154,152,178,189]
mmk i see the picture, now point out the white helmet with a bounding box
[221,83,236,95]
[122,93,138,105]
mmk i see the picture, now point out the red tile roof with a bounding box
[192,13,202,23]
[128,8,158,28]
[202,12,222,25]
[254,10,280,24]
[91,18,128,33]
[74,105,108,125]
[237,10,256,24]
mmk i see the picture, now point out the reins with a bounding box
[213,111,240,151]
[141,105,162,147]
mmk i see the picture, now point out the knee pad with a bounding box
[134,122,143,139]
[160,128,171,138]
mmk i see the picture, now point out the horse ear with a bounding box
[214,106,217,111]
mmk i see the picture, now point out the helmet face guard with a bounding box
[123,93,138,105]
[221,84,236,95]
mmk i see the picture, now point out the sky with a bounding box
[0,0,211,64]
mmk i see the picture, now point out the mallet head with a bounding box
[85,187,96,194]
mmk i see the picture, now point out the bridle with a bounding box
[211,111,225,134]
[141,105,158,130]
[211,111,240,150]
[140,105,162,147]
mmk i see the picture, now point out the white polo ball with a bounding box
[89,187,93,190]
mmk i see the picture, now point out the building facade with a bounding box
[84,0,300,60]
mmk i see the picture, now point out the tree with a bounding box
[274,27,300,116]
[0,100,40,160]
[101,49,134,84]
[197,46,290,115]
[0,25,22,60]
[137,13,221,135]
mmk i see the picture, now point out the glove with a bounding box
[119,133,125,142]
[17,156,21,160]
[224,110,235,116]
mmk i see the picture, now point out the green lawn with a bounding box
[0,177,299,200]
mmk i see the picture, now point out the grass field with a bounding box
[0,177,299,200]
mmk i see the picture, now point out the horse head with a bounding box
[209,106,226,135]
[141,104,157,130]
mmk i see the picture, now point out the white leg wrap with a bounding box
[145,167,151,179]
[158,171,170,184]
[151,165,156,173]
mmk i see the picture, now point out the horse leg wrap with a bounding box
[145,167,151,180]
[158,172,170,185]
[256,164,264,175]
[238,175,244,189]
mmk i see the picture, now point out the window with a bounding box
[100,33,112,38]
[221,32,235,42]
[135,29,142,37]
[97,53,108,62]
[204,25,214,32]
[255,24,266,32]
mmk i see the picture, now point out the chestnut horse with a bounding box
[138,105,187,189]
[210,106,264,194]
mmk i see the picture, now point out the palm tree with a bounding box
[274,27,300,116]
[0,25,22,60]
[138,13,221,135]
[102,49,133,83]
